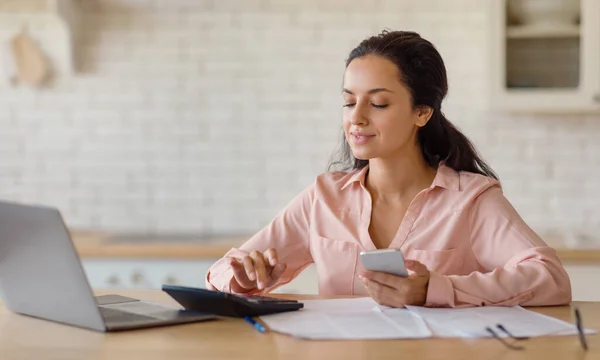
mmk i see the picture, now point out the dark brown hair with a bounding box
[330,30,498,180]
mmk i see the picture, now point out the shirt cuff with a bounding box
[205,266,234,292]
[424,271,454,307]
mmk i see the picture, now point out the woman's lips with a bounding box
[351,133,375,145]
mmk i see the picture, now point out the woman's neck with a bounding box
[365,154,437,204]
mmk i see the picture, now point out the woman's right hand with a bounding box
[227,248,287,293]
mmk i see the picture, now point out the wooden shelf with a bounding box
[507,24,580,39]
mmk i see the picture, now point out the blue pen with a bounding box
[244,316,267,333]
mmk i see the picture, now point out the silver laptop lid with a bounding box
[0,200,105,331]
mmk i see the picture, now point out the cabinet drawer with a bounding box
[81,259,217,290]
[564,264,600,301]
[81,259,319,294]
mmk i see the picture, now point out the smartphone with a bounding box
[359,249,408,277]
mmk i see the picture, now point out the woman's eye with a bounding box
[342,103,388,108]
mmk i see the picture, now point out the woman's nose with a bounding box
[350,106,368,126]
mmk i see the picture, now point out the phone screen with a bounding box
[359,249,408,277]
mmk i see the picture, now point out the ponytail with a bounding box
[419,110,498,180]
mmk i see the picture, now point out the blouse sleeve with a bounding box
[205,183,315,294]
[425,185,572,307]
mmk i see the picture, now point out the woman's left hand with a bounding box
[359,259,430,307]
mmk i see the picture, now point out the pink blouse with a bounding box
[205,165,572,307]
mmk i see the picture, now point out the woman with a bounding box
[205,30,572,308]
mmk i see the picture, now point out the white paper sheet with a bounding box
[259,298,432,340]
[259,298,596,340]
[300,297,378,312]
[405,305,595,338]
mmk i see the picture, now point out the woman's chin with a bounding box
[351,151,374,161]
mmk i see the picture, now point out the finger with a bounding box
[268,263,287,286]
[405,260,429,277]
[229,258,255,289]
[241,255,256,281]
[264,248,278,267]
[362,278,401,307]
[360,271,403,290]
[250,251,268,289]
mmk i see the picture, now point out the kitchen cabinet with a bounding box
[81,259,319,295]
[81,259,600,301]
[72,231,321,294]
[564,264,600,301]
[489,0,600,113]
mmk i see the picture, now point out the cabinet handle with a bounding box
[131,271,145,285]
[164,275,178,285]
[106,275,121,287]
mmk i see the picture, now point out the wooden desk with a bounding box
[0,290,598,360]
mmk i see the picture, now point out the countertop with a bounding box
[70,230,600,263]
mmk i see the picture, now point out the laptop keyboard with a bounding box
[99,306,158,323]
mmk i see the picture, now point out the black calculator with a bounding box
[162,284,304,317]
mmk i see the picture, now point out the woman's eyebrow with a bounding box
[342,88,394,95]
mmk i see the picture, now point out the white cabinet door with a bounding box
[81,259,319,294]
[81,259,217,290]
[490,0,600,113]
[564,264,600,301]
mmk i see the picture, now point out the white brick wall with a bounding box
[0,0,598,239]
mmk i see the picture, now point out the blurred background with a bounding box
[0,0,598,298]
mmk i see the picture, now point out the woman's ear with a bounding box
[415,106,434,127]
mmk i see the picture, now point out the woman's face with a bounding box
[342,55,430,162]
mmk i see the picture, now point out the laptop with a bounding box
[0,200,216,332]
